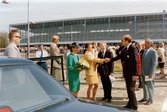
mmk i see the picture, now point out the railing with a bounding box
[28,56,65,84]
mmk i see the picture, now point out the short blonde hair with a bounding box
[159,42,164,48]
[145,38,154,46]
[52,35,59,42]
[123,34,132,43]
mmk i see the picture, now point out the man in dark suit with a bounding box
[97,42,114,103]
[108,34,138,110]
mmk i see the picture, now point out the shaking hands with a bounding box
[104,58,110,63]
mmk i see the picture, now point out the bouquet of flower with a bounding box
[76,59,90,70]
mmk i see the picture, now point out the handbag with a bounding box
[158,57,162,62]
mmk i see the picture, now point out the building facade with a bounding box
[9,12,167,46]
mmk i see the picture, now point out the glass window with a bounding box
[0,65,73,111]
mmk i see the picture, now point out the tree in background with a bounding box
[0,31,8,49]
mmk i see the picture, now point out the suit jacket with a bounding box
[139,49,144,62]
[111,44,138,78]
[97,50,114,76]
[50,43,60,56]
[123,44,138,77]
[4,43,21,58]
[50,43,61,69]
[84,51,104,76]
[142,48,158,77]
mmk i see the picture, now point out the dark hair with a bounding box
[72,42,79,48]
[85,43,92,49]
[67,44,72,49]
[70,42,79,52]
[38,44,43,47]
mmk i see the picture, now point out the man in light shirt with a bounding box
[36,44,48,72]
[4,30,21,58]
[139,38,158,105]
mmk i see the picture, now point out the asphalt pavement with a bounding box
[64,70,167,112]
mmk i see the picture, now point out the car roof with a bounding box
[0,57,34,66]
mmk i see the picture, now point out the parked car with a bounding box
[0,57,135,112]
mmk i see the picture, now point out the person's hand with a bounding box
[104,58,110,63]
[148,74,152,78]
[132,76,137,81]
[97,72,100,79]
[110,73,114,76]
[77,68,83,72]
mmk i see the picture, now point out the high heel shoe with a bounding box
[159,76,165,79]
[92,98,97,101]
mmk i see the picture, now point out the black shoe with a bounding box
[122,105,137,110]
[101,97,106,101]
[122,105,130,108]
[107,99,111,103]
[129,107,137,110]
[139,99,147,102]
[138,86,143,88]
[145,101,153,105]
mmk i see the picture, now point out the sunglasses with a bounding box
[14,36,21,39]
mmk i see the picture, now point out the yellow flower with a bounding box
[76,59,90,70]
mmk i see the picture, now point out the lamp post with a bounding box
[27,0,30,58]
[2,0,9,4]
[147,20,149,38]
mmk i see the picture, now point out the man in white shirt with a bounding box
[36,44,48,72]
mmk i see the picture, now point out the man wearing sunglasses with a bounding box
[4,30,21,58]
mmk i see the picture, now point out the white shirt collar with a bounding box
[126,43,131,50]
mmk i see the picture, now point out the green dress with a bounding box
[67,53,80,92]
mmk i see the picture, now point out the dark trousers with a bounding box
[124,76,138,109]
[138,75,143,88]
[37,62,48,72]
[100,73,112,100]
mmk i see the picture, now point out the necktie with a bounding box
[145,50,147,55]
[40,50,43,62]
[102,52,105,58]
[143,50,147,58]
[41,50,43,58]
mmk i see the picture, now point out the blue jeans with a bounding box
[37,62,48,72]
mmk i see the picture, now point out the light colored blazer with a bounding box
[50,43,60,56]
[142,48,158,76]
[50,43,61,68]
[4,43,21,58]
[84,51,104,76]
[157,47,166,63]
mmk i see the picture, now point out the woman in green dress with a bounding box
[67,42,82,97]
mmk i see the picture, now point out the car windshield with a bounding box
[0,65,73,111]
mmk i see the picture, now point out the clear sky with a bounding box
[0,0,167,32]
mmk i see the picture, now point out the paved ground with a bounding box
[64,70,167,112]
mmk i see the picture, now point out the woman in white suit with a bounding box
[84,43,106,101]
[157,42,166,79]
